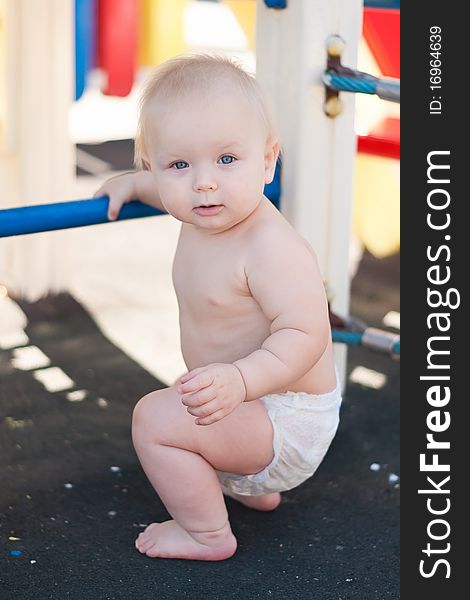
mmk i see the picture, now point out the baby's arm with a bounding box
[93,170,164,220]
[233,228,330,400]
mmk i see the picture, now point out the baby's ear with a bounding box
[142,157,152,171]
[264,140,280,184]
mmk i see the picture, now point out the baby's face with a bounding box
[144,87,277,232]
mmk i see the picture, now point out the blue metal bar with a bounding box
[75,0,97,100]
[332,328,400,358]
[331,330,362,346]
[323,72,400,103]
[0,198,164,238]
[263,0,287,8]
[364,0,400,8]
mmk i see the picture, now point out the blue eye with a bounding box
[218,155,236,165]
[171,161,189,169]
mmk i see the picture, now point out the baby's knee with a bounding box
[132,388,171,442]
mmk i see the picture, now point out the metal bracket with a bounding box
[323,34,400,117]
[324,35,347,117]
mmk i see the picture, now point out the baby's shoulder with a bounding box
[246,210,317,264]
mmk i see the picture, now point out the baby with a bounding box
[95,54,341,561]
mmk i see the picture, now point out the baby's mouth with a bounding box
[193,204,224,216]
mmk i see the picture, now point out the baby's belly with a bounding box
[180,315,337,396]
[180,315,271,371]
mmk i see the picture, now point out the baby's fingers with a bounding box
[92,187,122,221]
[186,397,220,417]
[179,370,214,394]
[107,196,124,221]
[181,386,216,408]
[194,409,227,426]
[179,366,207,384]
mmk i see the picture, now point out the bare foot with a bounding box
[135,519,237,561]
[223,490,281,511]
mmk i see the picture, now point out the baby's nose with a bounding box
[193,176,218,192]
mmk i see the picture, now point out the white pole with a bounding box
[0,0,74,300]
[256,0,362,384]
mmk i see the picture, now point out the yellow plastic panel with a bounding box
[222,1,256,49]
[139,0,187,67]
[353,154,400,258]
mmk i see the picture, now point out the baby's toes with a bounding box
[136,523,161,552]
[136,532,153,552]
[136,536,154,554]
[135,536,144,552]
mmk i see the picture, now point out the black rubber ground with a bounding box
[0,251,399,599]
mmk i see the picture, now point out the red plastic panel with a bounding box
[357,117,400,159]
[363,8,400,78]
[98,0,138,97]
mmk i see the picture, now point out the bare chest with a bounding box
[172,233,252,315]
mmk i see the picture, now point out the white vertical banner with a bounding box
[256,0,362,384]
[0,0,74,300]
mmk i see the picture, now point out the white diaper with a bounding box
[216,378,342,496]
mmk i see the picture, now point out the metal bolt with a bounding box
[324,96,344,118]
[327,35,346,57]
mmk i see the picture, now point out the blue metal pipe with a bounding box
[331,330,362,346]
[323,72,400,103]
[0,197,164,238]
[332,328,400,357]
[263,0,287,8]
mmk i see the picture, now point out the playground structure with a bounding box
[73,0,399,259]
[0,0,400,378]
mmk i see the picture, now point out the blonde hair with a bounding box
[134,53,278,169]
